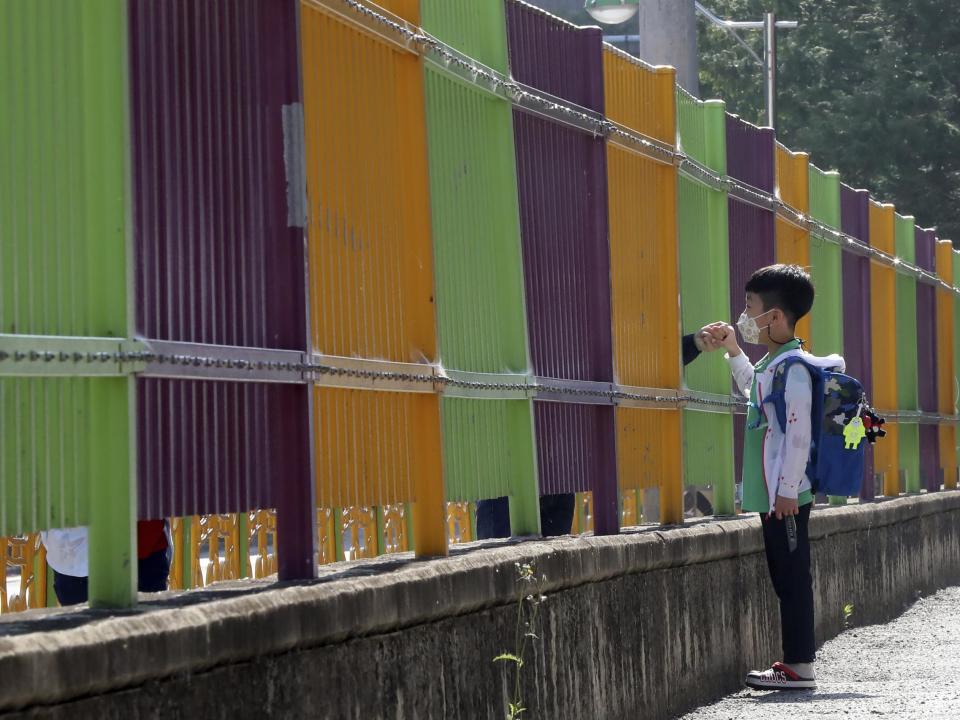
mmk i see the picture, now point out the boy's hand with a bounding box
[773,495,799,520]
[693,324,725,353]
[703,322,742,357]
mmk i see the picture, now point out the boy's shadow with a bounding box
[747,691,877,702]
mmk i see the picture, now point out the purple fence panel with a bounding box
[506,2,616,533]
[726,115,776,490]
[840,184,875,499]
[507,1,603,111]
[506,1,612,383]
[533,402,618,535]
[130,0,305,349]
[920,424,941,492]
[727,207,774,355]
[726,115,775,192]
[915,227,938,412]
[138,381,269,516]
[915,226,940,491]
[840,187,873,393]
[725,115,774,361]
[129,0,313,578]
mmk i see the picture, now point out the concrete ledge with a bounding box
[3,493,960,718]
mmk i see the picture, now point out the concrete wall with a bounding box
[3,493,960,719]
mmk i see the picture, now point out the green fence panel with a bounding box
[894,215,920,496]
[423,71,529,375]
[676,90,725,173]
[422,0,538,534]
[679,178,732,396]
[422,0,528,375]
[0,378,90,536]
[682,411,735,514]
[895,215,919,411]
[677,93,733,513]
[422,0,510,73]
[0,0,135,606]
[899,422,921,494]
[440,398,539,535]
[677,95,729,396]
[808,166,844,355]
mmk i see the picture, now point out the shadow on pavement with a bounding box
[747,691,877,702]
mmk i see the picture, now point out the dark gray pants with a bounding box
[761,501,816,664]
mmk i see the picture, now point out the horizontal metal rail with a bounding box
[0,335,756,412]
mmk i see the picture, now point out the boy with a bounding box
[710,264,842,691]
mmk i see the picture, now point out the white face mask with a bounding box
[736,309,773,345]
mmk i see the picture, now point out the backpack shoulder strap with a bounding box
[764,356,816,433]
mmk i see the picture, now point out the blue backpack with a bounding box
[762,356,867,497]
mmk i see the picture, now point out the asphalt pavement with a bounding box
[679,584,960,719]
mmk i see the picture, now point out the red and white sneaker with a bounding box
[745,661,817,690]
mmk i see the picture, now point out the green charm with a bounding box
[843,416,867,450]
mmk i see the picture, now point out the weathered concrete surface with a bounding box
[681,584,960,719]
[2,493,959,719]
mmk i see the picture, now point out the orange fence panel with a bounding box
[775,142,812,343]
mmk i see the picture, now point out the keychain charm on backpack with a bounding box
[862,408,887,444]
[843,414,867,450]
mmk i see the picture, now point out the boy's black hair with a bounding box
[744,264,815,326]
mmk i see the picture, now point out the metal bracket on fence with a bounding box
[774,203,809,232]
[420,33,516,103]
[308,353,439,393]
[727,178,779,213]
[677,157,727,192]
[606,121,677,166]
[510,81,609,137]
[917,269,942,288]
[440,370,532,400]
[885,410,960,425]
[612,385,682,410]
[138,340,307,384]
[0,334,132,377]
[833,231,875,259]
[679,390,744,413]
[531,377,617,405]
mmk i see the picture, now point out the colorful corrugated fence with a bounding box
[2,0,959,610]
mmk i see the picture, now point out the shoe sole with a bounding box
[744,678,817,691]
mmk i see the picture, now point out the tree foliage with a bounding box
[699,0,960,240]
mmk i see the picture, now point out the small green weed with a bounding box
[843,602,855,628]
[494,562,546,720]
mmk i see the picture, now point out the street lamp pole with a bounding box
[586,1,699,95]
[764,12,777,128]
[694,2,796,129]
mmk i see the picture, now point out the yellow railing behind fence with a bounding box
[3,502,463,613]
[775,143,812,344]
[1,535,46,612]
